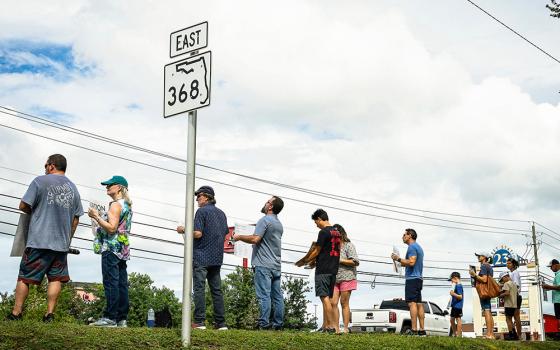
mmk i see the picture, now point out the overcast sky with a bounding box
[1,0,560,323]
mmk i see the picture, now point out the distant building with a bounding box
[68,281,99,303]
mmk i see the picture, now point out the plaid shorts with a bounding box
[18,248,70,285]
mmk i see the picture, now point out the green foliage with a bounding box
[222,267,259,329]
[282,276,316,329]
[547,0,560,18]
[0,273,182,328]
[0,279,85,323]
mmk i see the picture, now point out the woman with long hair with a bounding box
[88,175,133,327]
[330,224,359,333]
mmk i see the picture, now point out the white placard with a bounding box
[392,245,401,275]
[10,214,30,257]
[170,22,208,58]
[234,223,254,259]
[89,200,107,237]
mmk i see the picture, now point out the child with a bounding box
[499,271,519,340]
[448,271,463,337]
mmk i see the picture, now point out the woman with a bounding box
[507,257,522,339]
[88,175,133,327]
[469,252,494,339]
[330,224,359,334]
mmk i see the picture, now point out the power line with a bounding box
[535,222,560,240]
[0,106,530,224]
[465,0,560,65]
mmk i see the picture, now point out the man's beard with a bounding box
[261,205,267,214]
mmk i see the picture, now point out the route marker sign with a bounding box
[163,51,211,117]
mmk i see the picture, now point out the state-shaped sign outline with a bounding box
[163,50,212,118]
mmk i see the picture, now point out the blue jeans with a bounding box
[254,266,284,327]
[193,265,225,325]
[101,251,129,322]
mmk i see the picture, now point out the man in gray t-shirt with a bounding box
[7,154,83,323]
[234,196,284,329]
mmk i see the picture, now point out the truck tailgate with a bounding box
[351,309,390,325]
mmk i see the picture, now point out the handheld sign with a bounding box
[10,214,30,257]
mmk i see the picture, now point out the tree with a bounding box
[547,0,560,18]
[282,276,316,330]
[221,267,259,328]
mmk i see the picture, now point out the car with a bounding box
[350,299,451,336]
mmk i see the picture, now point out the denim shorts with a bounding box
[480,298,492,311]
[18,247,69,285]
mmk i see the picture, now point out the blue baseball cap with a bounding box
[101,175,128,188]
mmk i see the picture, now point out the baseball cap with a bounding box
[195,185,214,197]
[474,252,491,258]
[548,259,560,267]
[448,272,461,281]
[100,175,128,188]
[498,271,509,281]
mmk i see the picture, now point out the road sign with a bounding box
[170,22,208,58]
[163,51,211,117]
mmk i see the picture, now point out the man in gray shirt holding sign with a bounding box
[7,154,83,322]
[234,196,284,330]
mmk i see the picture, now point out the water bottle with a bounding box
[147,308,155,328]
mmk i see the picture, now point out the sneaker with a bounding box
[325,328,336,334]
[256,324,272,330]
[117,320,128,328]
[272,325,283,331]
[216,324,228,331]
[6,312,22,321]
[42,313,54,323]
[90,317,117,327]
[191,322,206,330]
[417,330,427,337]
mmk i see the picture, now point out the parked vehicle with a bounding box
[351,299,451,336]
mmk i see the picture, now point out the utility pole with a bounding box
[531,222,545,341]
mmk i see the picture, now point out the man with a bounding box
[391,228,425,336]
[295,209,341,333]
[542,259,560,319]
[234,196,285,330]
[176,186,228,330]
[498,271,518,340]
[448,271,463,337]
[7,154,83,322]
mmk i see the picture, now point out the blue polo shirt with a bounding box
[193,203,228,267]
[405,242,424,280]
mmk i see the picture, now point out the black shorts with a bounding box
[505,307,516,317]
[405,278,423,303]
[517,294,522,309]
[315,273,336,298]
[450,307,463,318]
[555,303,560,319]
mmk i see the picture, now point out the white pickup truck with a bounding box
[351,299,451,336]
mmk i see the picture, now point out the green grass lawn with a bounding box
[1,321,559,350]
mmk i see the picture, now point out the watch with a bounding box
[397,258,401,263]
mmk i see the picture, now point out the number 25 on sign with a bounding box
[163,51,211,117]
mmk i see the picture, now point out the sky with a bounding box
[1,0,560,325]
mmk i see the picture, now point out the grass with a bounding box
[1,321,560,350]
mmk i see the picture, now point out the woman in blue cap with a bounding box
[88,175,133,327]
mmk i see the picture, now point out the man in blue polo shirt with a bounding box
[177,186,229,330]
[234,196,285,330]
[392,228,425,336]
[543,259,560,319]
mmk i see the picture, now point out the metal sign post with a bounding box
[181,109,197,346]
[163,21,211,347]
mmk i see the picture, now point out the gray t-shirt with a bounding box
[251,214,283,270]
[22,174,83,252]
[336,241,359,282]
